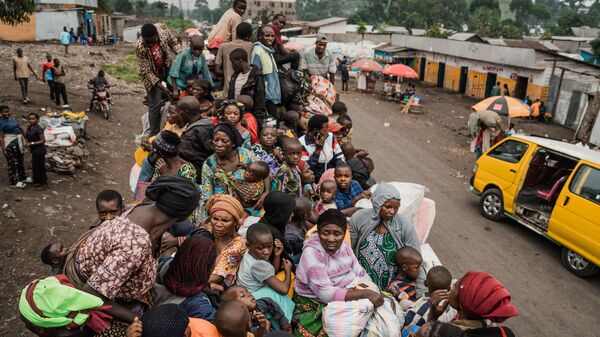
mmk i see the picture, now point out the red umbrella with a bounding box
[351,59,383,72]
[284,41,306,51]
[382,64,418,78]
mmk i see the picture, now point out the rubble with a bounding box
[46,142,90,174]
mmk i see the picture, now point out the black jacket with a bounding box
[228,64,267,122]
[178,118,214,183]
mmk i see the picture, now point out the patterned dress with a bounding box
[357,231,398,291]
[201,222,247,287]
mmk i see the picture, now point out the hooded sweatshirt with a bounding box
[349,183,427,297]
[294,232,367,303]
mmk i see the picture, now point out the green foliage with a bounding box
[591,36,600,58]
[114,0,134,14]
[104,51,139,83]
[356,22,367,35]
[0,0,34,25]
[425,26,452,38]
[165,18,196,31]
[470,0,500,13]
[134,0,148,17]
[98,0,113,13]
[469,7,501,37]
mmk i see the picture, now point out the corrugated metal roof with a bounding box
[306,17,347,28]
[569,26,600,38]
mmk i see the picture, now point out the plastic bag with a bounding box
[322,299,374,337]
[360,297,404,337]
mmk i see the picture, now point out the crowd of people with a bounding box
[14,2,521,337]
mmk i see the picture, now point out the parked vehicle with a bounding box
[470,135,600,277]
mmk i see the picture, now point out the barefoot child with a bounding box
[237,223,295,323]
[272,138,303,197]
[315,179,337,215]
[222,285,292,332]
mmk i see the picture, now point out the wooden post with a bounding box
[552,68,566,115]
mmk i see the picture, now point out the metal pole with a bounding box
[551,68,565,115]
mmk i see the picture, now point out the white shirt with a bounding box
[233,70,250,98]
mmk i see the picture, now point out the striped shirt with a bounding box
[299,132,345,181]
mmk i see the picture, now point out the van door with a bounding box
[549,162,600,267]
[477,139,532,212]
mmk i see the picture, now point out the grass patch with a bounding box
[104,51,139,83]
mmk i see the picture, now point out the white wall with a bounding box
[35,11,80,41]
[590,113,600,146]
[123,26,141,42]
[319,21,346,34]
[36,0,97,7]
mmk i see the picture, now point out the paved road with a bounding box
[348,96,600,336]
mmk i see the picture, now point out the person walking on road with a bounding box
[59,27,71,55]
[13,48,38,104]
[42,54,55,101]
[135,23,181,136]
[51,58,69,107]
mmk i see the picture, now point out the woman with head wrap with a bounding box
[201,122,268,216]
[151,130,196,183]
[63,176,199,330]
[298,114,345,182]
[294,209,385,337]
[19,275,113,337]
[429,271,519,329]
[152,236,218,321]
[350,182,426,295]
[200,194,248,289]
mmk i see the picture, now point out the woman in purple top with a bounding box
[293,209,385,337]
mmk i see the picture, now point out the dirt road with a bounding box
[345,86,600,337]
[1,41,599,336]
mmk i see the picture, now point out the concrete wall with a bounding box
[392,34,538,69]
[548,75,599,128]
[590,114,600,146]
[35,11,80,40]
[123,25,141,42]
[324,32,391,44]
[318,21,346,34]
[0,13,36,41]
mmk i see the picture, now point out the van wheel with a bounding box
[480,188,503,221]
[561,247,599,278]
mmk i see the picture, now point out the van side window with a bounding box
[570,165,600,204]
[487,140,529,164]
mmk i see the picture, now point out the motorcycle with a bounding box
[90,84,112,119]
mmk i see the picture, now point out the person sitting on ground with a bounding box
[387,246,423,302]
[278,110,299,138]
[132,303,220,337]
[299,114,345,182]
[170,35,214,99]
[252,126,284,177]
[333,164,370,216]
[315,179,337,215]
[237,223,295,323]
[40,242,68,275]
[19,275,113,337]
[428,271,519,328]
[151,130,196,183]
[222,285,292,332]
[350,183,426,295]
[228,48,267,124]
[91,189,124,228]
[252,25,281,120]
[294,209,385,336]
[177,96,214,182]
[62,176,199,332]
[285,196,314,264]
[152,236,217,321]
[272,138,303,197]
[217,100,251,149]
[341,143,371,190]
[215,300,269,337]
[403,266,456,329]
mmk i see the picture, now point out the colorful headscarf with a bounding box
[19,275,112,334]
[205,194,245,227]
[164,236,217,297]
[458,271,519,323]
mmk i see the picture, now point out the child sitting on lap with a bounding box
[272,138,303,197]
[222,285,292,332]
[387,246,423,302]
[315,179,337,215]
[237,223,295,323]
[234,161,270,211]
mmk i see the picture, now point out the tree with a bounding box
[134,0,148,17]
[357,22,367,46]
[425,25,452,38]
[149,1,169,17]
[500,22,523,38]
[470,0,500,13]
[98,0,113,13]
[509,0,533,27]
[591,36,600,59]
[0,0,34,25]
[469,7,501,37]
[114,0,134,14]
